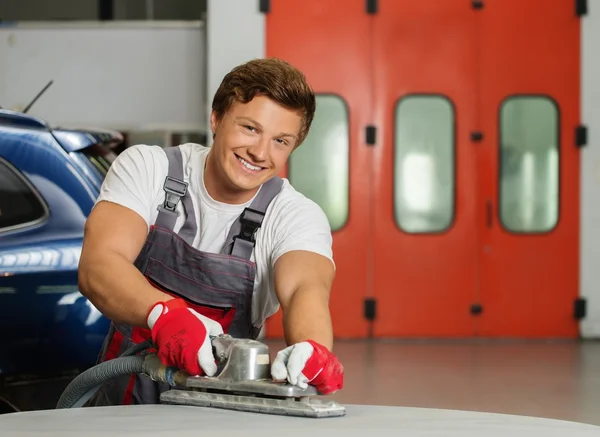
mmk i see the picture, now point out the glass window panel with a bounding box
[80,144,118,177]
[288,95,349,231]
[394,95,455,233]
[499,96,559,233]
[0,158,48,232]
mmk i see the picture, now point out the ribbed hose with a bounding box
[55,340,154,409]
[56,356,145,409]
[121,340,153,358]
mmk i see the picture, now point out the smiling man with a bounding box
[77,58,344,406]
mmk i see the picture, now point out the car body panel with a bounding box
[0,109,119,377]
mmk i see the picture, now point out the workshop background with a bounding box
[1,0,599,427]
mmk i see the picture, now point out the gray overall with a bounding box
[87,145,283,406]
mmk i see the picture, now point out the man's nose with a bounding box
[247,137,269,161]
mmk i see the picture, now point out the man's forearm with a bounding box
[78,251,172,327]
[282,285,333,351]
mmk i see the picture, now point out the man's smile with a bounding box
[235,153,266,173]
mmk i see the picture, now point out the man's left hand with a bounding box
[271,340,344,394]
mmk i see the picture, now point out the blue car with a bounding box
[0,109,120,412]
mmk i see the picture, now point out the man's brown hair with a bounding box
[211,57,316,147]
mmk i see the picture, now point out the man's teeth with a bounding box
[238,156,262,171]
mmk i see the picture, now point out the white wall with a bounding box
[206,0,265,335]
[0,21,205,132]
[580,5,600,338]
[206,0,265,131]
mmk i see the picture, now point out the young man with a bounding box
[78,57,344,405]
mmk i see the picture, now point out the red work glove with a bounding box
[146,298,224,376]
[270,340,344,395]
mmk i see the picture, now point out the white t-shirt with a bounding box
[95,143,334,326]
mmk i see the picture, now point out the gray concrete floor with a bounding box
[266,339,600,426]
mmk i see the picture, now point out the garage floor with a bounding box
[266,339,600,427]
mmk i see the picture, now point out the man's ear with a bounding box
[210,110,220,137]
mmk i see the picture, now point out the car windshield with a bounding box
[80,144,118,176]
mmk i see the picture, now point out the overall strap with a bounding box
[154,146,198,245]
[222,176,284,259]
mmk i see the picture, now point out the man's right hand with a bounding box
[147,298,224,376]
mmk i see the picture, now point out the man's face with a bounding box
[209,94,302,196]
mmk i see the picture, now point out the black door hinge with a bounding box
[364,298,377,321]
[471,131,484,142]
[472,1,484,10]
[366,0,378,14]
[574,298,587,320]
[576,125,587,148]
[98,0,114,20]
[259,0,270,14]
[576,0,588,17]
[366,125,377,146]
[470,304,483,316]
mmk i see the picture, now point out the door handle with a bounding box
[486,199,493,228]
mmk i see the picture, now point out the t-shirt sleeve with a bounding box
[269,193,335,270]
[94,144,166,228]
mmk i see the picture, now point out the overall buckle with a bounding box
[162,176,188,212]
[234,207,264,243]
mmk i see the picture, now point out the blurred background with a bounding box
[1,0,599,427]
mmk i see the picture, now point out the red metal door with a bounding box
[264,0,373,339]
[476,0,581,337]
[370,0,481,337]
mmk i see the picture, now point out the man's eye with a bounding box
[245,125,256,132]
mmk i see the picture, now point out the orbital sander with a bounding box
[56,334,346,418]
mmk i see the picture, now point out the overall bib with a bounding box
[87,145,283,406]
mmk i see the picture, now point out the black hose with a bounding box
[69,384,103,409]
[56,356,145,409]
[56,340,154,409]
[121,340,153,357]
[56,337,198,409]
